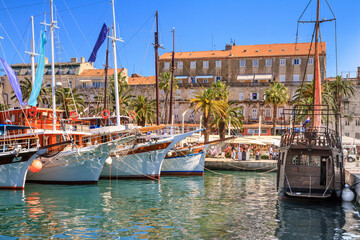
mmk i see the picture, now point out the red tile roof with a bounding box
[79,68,124,76]
[159,42,326,60]
[128,76,155,85]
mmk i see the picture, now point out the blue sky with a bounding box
[0,0,359,78]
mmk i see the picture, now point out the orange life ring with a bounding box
[29,106,37,117]
[129,110,136,120]
[5,119,12,125]
[101,109,110,119]
[49,111,55,119]
[70,111,78,121]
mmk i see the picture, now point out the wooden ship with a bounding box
[276,0,345,200]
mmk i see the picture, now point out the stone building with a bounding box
[158,42,327,134]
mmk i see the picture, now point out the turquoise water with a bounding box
[0,171,359,239]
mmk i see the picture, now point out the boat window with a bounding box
[291,155,321,166]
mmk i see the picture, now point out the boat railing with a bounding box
[280,127,341,149]
[0,136,38,153]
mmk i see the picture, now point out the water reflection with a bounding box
[0,172,359,239]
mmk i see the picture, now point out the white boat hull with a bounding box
[0,149,45,189]
[101,129,201,180]
[161,152,205,176]
[26,140,117,184]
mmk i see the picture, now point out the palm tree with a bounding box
[133,95,156,126]
[212,101,243,139]
[55,87,84,118]
[211,80,229,101]
[159,72,178,124]
[189,88,227,142]
[11,77,50,105]
[264,82,289,135]
[326,76,355,115]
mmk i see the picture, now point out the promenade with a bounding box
[205,158,277,172]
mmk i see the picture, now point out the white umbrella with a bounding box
[248,139,266,145]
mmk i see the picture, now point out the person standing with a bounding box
[231,145,236,160]
[256,149,260,160]
[269,146,273,160]
[237,145,242,161]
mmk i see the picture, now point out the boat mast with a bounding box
[50,0,58,130]
[169,27,175,124]
[312,0,321,128]
[154,11,160,125]
[25,16,37,86]
[103,28,110,111]
[110,0,123,126]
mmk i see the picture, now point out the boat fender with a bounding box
[105,156,112,165]
[101,109,110,119]
[167,151,173,157]
[29,160,42,173]
[342,184,355,202]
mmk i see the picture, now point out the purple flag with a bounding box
[88,23,107,63]
[0,57,26,105]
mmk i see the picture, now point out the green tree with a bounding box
[159,72,178,124]
[326,76,355,115]
[133,95,156,127]
[55,87,84,118]
[189,88,227,142]
[212,101,243,139]
[264,82,289,135]
[11,77,50,105]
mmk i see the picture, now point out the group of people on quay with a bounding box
[208,143,279,161]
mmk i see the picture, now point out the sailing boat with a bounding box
[276,0,344,200]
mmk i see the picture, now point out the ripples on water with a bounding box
[0,171,359,239]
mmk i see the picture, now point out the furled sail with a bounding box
[88,23,107,63]
[0,57,26,105]
[313,51,322,128]
[28,30,47,107]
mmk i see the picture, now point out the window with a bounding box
[307,74,313,82]
[203,79,208,83]
[82,83,87,88]
[280,75,286,82]
[239,92,244,100]
[216,61,221,68]
[240,107,245,117]
[345,119,349,126]
[68,81,72,88]
[266,59,272,66]
[293,74,300,82]
[253,59,258,67]
[356,133,360,139]
[280,59,286,66]
[46,81,51,87]
[93,81,100,88]
[190,61,196,69]
[251,108,258,119]
[203,61,209,68]
[278,108,284,118]
[68,69,74,75]
[164,62,170,69]
[215,76,221,82]
[177,89,181,95]
[174,114,179,119]
[90,94,94,101]
[293,58,301,65]
[345,133,350,137]
[291,155,320,166]
[240,60,246,67]
[189,114,195,119]
[177,61,183,69]
[265,108,271,117]
[251,93,259,100]
[356,120,360,126]
[308,58,313,65]
[261,129,268,134]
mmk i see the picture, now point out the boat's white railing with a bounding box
[0,136,38,153]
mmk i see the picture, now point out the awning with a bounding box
[254,74,273,80]
[175,76,188,79]
[196,75,213,79]
[80,79,92,83]
[237,75,254,81]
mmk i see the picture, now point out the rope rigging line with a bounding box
[0,24,28,65]
[139,16,156,75]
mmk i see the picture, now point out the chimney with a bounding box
[80,57,85,63]
[225,44,233,51]
[45,57,48,64]
[70,58,78,63]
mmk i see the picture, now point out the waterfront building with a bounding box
[158,42,327,134]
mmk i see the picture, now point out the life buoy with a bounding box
[5,119,12,125]
[70,111,78,121]
[129,110,136,120]
[101,109,110,119]
[49,111,55,119]
[29,106,37,117]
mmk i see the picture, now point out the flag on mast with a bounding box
[88,24,107,63]
[0,57,26,105]
[28,30,47,107]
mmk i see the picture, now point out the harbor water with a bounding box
[1,171,360,239]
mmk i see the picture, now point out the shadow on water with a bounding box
[0,172,359,239]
